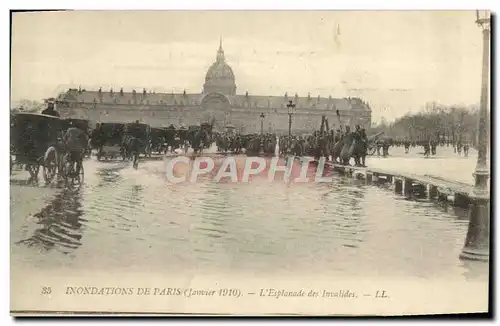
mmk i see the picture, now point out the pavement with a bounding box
[366,146,488,186]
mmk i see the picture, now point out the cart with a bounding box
[10,112,66,185]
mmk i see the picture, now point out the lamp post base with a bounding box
[459,194,490,262]
[473,169,489,192]
[459,248,489,262]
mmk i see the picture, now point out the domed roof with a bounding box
[205,61,235,82]
[204,38,235,82]
[203,38,237,96]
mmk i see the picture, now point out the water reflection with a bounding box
[11,159,487,281]
[128,185,143,206]
[16,189,85,254]
[326,182,366,249]
[96,165,125,187]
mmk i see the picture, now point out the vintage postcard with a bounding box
[9,10,490,316]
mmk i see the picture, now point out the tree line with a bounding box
[10,99,45,113]
[370,104,489,146]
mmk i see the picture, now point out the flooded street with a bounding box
[10,149,489,283]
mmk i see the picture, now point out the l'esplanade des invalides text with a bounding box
[53,39,372,134]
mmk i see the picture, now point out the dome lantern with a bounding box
[216,36,225,63]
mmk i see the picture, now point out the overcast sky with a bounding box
[11,10,484,121]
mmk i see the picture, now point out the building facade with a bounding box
[55,40,372,134]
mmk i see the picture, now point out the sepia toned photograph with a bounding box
[9,10,490,316]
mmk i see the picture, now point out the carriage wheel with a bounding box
[43,146,58,185]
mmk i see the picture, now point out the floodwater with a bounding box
[10,148,489,283]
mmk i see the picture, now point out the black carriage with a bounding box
[366,131,385,155]
[10,112,66,184]
[176,125,190,142]
[123,122,151,157]
[149,127,168,154]
[92,123,126,161]
[162,124,178,152]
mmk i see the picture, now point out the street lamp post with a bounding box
[287,100,295,154]
[460,10,490,262]
[260,113,265,155]
[260,112,265,135]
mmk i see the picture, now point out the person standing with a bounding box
[404,139,410,154]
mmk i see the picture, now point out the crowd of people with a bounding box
[36,101,472,169]
[39,100,375,167]
[216,125,370,166]
[392,139,471,157]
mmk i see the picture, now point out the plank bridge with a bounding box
[327,162,483,209]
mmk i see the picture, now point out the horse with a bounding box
[330,137,346,163]
[190,129,210,154]
[338,133,367,166]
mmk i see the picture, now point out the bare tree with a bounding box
[11,99,44,113]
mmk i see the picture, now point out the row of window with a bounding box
[79,102,369,114]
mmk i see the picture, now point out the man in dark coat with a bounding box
[41,101,60,117]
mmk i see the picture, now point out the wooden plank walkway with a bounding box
[327,162,484,209]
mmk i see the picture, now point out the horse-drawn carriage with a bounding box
[149,127,168,154]
[10,112,84,186]
[162,124,188,153]
[187,122,213,153]
[366,132,385,155]
[123,122,151,157]
[366,132,393,156]
[92,123,126,161]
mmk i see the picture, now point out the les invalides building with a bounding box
[55,40,372,133]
